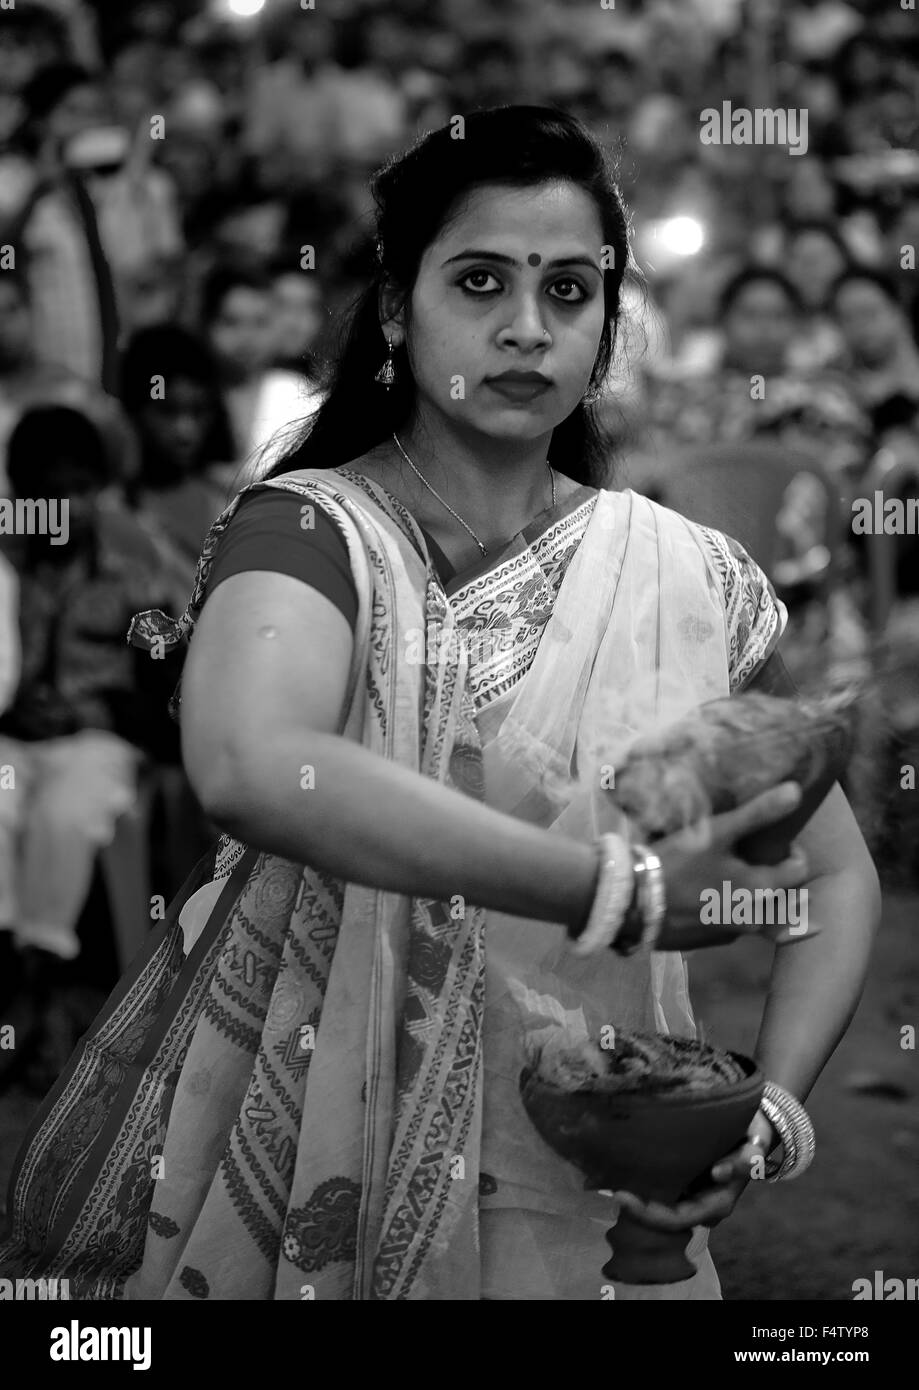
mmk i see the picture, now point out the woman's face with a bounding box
[723,281,797,376]
[208,285,273,381]
[138,376,213,471]
[400,180,608,449]
[833,281,903,365]
[784,160,836,223]
[787,231,847,310]
[272,274,323,359]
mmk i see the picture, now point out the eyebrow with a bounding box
[441,249,602,274]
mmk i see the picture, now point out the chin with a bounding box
[468,415,555,444]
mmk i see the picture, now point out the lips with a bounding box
[485,373,552,401]
[488,371,551,384]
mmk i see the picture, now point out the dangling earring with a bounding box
[374,335,396,389]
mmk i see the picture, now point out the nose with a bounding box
[496,295,551,352]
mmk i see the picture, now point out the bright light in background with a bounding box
[657,216,705,257]
[224,0,265,17]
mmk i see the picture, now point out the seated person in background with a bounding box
[831,273,919,604]
[829,267,919,425]
[640,266,869,485]
[0,405,178,967]
[782,222,850,374]
[119,323,236,598]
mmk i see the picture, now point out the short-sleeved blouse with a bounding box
[204,486,794,694]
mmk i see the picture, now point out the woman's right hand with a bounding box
[653,781,811,951]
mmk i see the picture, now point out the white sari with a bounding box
[449,483,782,1299]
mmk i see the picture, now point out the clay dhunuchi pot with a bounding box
[520,1052,764,1285]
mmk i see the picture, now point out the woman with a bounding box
[829,267,919,427]
[782,222,850,373]
[641,267,868,484]
[0,107,879,1301]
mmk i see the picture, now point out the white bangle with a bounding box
[570,831,634,956]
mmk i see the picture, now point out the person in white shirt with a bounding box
[201,261,322,484]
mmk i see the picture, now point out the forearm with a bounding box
[753,864,881,1103]
[198,724,600,931]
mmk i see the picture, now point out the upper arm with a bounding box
[180,569,354,811]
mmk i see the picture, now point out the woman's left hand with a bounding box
[611,1112,777,1233]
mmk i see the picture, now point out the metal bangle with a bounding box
[616,842,666,955]
[571,831,634,956]
[761,1082,815,1181]
[636,844,666,949]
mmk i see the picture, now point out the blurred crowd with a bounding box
[0,0,918,1071]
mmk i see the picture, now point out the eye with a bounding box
[549,277,588,304]
[457,269,502,294]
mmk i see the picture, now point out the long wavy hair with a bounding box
[264,105,634,488]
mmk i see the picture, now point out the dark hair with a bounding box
[7,404,109,495]
[594,49,638,78]
[871,392,919,436]
[22,62,94,122]
[264,105,632,488]
[120,323,222,413]
[827,266,903,311]
[719,266,803,318]
[200,261,273,327]
[118,324,235,478]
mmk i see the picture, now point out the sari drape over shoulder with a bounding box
[0,465,785,1300]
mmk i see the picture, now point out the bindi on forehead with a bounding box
[527,253,542,267]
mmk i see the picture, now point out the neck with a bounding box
[392,409,555,546]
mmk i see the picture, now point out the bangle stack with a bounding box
[570,833,668,957]
[623,841,667,955]
[758,1082,816,1181]
[569,832,635,955]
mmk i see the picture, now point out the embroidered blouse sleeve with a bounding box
[697,526,788,694]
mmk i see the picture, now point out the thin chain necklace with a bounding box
[391,432,556,557]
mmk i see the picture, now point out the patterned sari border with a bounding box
[442,484,598,598]
[24,845,259,1274]
[3,842,217,1226]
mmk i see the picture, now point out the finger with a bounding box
[709,864,815,943]
[708,1142,748,1182]
[613,1189,736,1231]
[729,848,810,891]
[712,1146,759,1182]
[676,812,716,854]
[612,1193,692,1232]
[713,782,801,844]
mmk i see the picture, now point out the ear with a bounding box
[378,281,406,344]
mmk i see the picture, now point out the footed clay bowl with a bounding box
[520,1051,764,1285]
